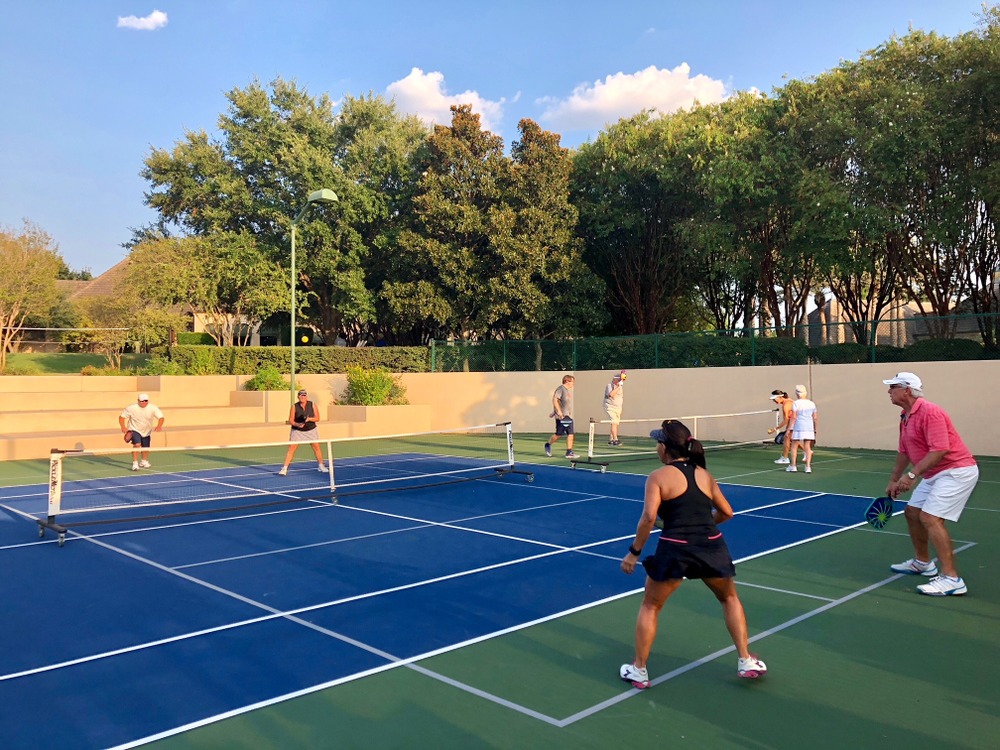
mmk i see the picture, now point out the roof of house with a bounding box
[66,256,131,300]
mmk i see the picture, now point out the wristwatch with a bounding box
[906,471,917,480]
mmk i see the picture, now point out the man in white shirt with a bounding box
[119,393,165,470]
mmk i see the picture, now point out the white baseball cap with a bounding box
[882,372,922,390]
[137,393,149,401]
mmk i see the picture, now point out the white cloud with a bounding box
[117,9,169,31]
[538,64,727,132]
[386,68,506,134]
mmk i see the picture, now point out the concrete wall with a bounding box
[397,360,999,455]
[1,360,996,460]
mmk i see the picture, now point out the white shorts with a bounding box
[604,406,622,424]
[908,465,979,522]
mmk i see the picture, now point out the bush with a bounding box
[0,362,43,376]
[243,365,296,391]
[167,345,428,375]
[177,332,215,345]
[903,337,983,362]
[810,343,871,364]
[80,364,133,376]
[340,367,409,405]
[139,355,185,375]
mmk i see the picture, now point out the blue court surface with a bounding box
[0,456,882,749]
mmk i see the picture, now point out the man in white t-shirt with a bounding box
[119,393,165,471]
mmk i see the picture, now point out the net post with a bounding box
[588,418,597,459]
[47,448,64,521]
[504,422,515,468]
[325,440,336,491]
[38,449,69,545]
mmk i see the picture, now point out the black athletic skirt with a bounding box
[641,533,736,581]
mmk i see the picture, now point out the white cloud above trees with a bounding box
[117,9,169,31]
[386,68,508,134]
[537,64,727,131]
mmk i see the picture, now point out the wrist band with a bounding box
[628,545,642,557]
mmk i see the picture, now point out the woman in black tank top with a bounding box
[617,419,767,689]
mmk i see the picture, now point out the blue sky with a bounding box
[0,1,989,275]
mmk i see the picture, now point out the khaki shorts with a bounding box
[604,406,622,424]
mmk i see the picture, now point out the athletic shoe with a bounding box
[804,466,812,473]
[774,457,790,464]
[139,460,151,469]
[917,575,967,596]
[544,443,552,457]
[786,466,797,472]
[317,463,327,472]
[619,662,650,689]
[131,461,139,471]
[890,558,938,577]
[278,467,288,476]
[565,451,578,459]
[737,655,767,679]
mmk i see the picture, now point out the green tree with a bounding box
[142,79,381,344]
[0,221,63,371]
[383,106,603,343]
[572,112,702,334]
[126,233,286,346]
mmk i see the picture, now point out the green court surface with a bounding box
[2,440,997,749]
[134,440,998,750]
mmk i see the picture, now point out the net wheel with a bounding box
[57,532,66,547]
[600,466,607,474]
[525,473,534,483]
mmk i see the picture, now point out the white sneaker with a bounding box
[917,575,967,596]
[139,460,151,469]
[619,662,650,689]
[804,466,812,473]
[317,463,327,472]
[738,655,767,679]
[278,467,288,476]
[786,466,797,472]
[131,461,139,471]
[890,558,938,576]
[774,457,790,464]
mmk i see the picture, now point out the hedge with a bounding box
[167,345,429,375]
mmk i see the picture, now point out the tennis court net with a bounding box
[580,410,775,470]
[38,422,520,544]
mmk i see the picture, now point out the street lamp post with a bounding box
[290,188,338,403]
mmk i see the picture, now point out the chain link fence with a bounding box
[429,313,1000,372]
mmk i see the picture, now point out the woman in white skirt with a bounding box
[278,389,327,476]
[787,384,817,473]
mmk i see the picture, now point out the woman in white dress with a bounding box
[787,384,817,473]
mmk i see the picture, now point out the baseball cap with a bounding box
[297,389,308,396]
[794,384,807,395]
[137,393,149,402]
[882,372,922,390]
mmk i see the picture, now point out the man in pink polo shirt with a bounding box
[883,372,979,596]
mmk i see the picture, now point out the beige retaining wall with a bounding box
[0,361,996,460]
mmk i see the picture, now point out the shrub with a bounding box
[140,355,185,375]
[243,365,295,391]
[903,337,983,362]
[167,345,428,374]
[80,364,133,376]
[0,362,43,376]
[177,332,215,345]
[340,367,409,405]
